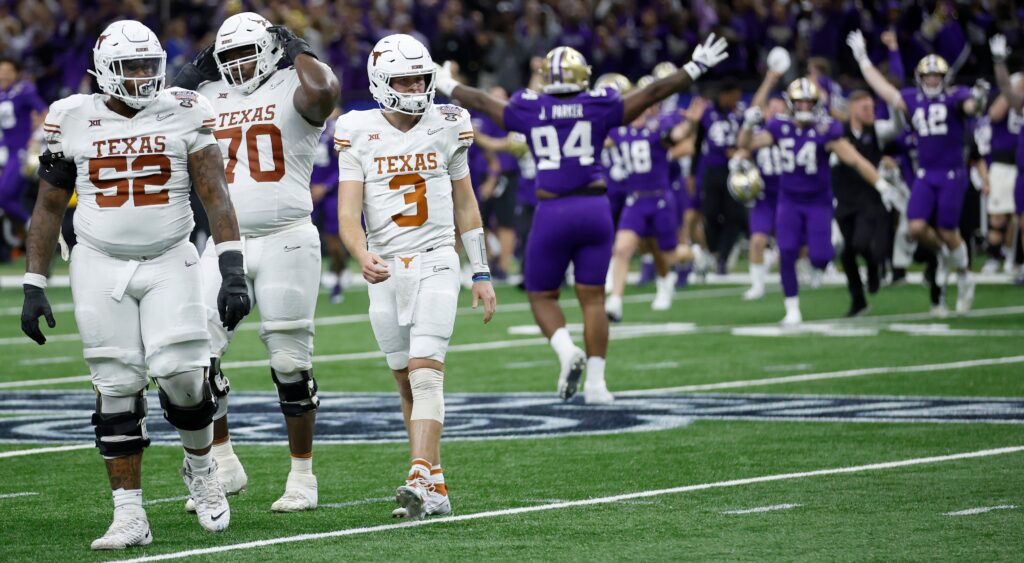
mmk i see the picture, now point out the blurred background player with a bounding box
[174,12,340,513]
[437,34,729,404]
[311,106,348,304]
[991,34,1024,285]
[0,56,48,252]
[22,20,248,548]
[848,30,988,314]
[738,78,899,325]
[472,86,519,282]
[336,34,496,520]
[987,40,1022,277]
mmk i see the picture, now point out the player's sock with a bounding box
[749,263,766,289]
[586,357,606,385]
[184,451,214,473]
[549,327,577,359]
[291,454,313,475]
[408,458,431,481]
[950,243,969,272]
[430,465,448,495]
[112,488,143,515]
[784,296,800,315]
[211,440,235,460]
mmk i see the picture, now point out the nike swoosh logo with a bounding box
[211,510,227,521]
[185,260,197,268]
[269,81,284,90]
[427,128,444,135]
[283,245,301,252]
[156,113,174,121]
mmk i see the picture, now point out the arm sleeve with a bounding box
[185,92,218,154]
[502,94,527,134]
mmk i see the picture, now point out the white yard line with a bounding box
[619,355,1024,395]
[722,503,801,514]
[944,505,1017,516]
[0,375,92,389]
[0,333,81,346]
[0,444,92,459]
[111,445,1024,563]
[320,497,393,509]
[0,492,39,499]
[142,496,191,506]
[0,302,75,316]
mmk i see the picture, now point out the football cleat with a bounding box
[557,347,587,401]
[651,273,677,311]
[780,309,803,327]
[584,380,615,405]
[605,295,623,323]
[395,477,431,520]
[181,460,230,533]
[185,451,247,513]
[955,276,976,314]
[90,509,153,550]
[392,474,450,519]
[981,259,1000,274]
[846,301,870,318]
[742,284,765,301]
[271,472,318,512]
[330,283,344,304]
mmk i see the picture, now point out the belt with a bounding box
[536,182,608,200]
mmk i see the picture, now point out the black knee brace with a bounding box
[272,369,320,417]
[158,379,217,431]
[209,357,231,399]
[92,393,150,458]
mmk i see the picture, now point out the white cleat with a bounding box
[605,295,623,322]
[955,276,976,314]
[395,477,431,520]
[780,309,803,327]
[90,509,153,550]
[931,304,950,318]
[271,472,318,512]
[742,285,765,301]
[392,479,450,519]
[181,460,230,533]
[651,273,677,311]
[584,380,615,405]
[557,347,587,401]
[185,452,247,513]
[981,259,1000,274]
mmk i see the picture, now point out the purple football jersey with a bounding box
[765,116,844,200]
[901,86,971,170]
[607,123,671,193]
[0,80,48,153]
[504,87,624,195]
[698,105,741,168]
[754,140,782,196]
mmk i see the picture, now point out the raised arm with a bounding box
[622,34,729,124]
[736,109,773,151]
[847,30,906,112]
[266,26,341,125]
[750,70,783,111]
[990,35,1023,112]
[436,62,508,128]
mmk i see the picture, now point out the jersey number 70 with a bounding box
[214,124,285,183]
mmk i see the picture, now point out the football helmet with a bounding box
[636,75,655,89]
[915,54,950,97]
[89,21,166,110]
[727,159,764,206]
[214,12,283,95]
[368,34,436,115]
[652,61,678,79]
[541,46,591,94]
[784,78,823,123]
[594,73,633,94]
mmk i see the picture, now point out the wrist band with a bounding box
[215,240,243,255]
[23,273,47,289]
[472,273,491,283]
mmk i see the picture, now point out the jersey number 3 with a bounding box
[390,173,428,227]
[215,124,285,183]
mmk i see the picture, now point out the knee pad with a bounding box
[147,337,209,379]
[83,347,146,396]
[409,335,449,364]
[92,391,150,459]
[386,352,410,371]
[157,373,217,431]
[409,368,444,423]
[261,319,314,374]
[272,369,320,417]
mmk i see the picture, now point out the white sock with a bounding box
[586,357,606,385]
[750,263,766,287]
[550,327,576,358]
[950,243,969,271]
[211,440,235,460]
[784,296,800,313]
[291,456,313,475]
[112,488,143,513]
[185,451,214,473]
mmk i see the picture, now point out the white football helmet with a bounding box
[89,20,166,110]
[368,34,436,115]
[214,12,282,95]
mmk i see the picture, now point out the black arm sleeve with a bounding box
[37,151,76,191]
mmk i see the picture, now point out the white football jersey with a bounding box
[198,68,325,237]
[335,104,473,257]
[43,89,217,259]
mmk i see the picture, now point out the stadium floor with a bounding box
[0,276,1021,561]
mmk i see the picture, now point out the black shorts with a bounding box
[482,172,519,228]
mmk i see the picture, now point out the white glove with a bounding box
[742,105,764,129]
[434,61,460,97]
[990,34,1009,63]
[846,30,870,66]
[728,156,745,172]
[971,78,991,108]
[766,47,791,74]
[875,178,904,213]
[684,33,729,80]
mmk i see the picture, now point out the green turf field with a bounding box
[0,275,1021,561]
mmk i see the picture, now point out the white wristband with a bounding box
[683,61,703,81]
[215,240,243,255]
[23,273,48,289]
[460,227,489,273]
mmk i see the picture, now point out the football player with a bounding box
[21,20,248,548]
[848,30,988,313]
[990,35,1024,283]
[312,106,348,304]
[737,78,899,325]
[335,34,497,520]
[172,12,339,512]
[435,34,729,403]
[0,56,48,229]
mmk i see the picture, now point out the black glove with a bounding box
[267,25,317,64]
[217,251,250,331]
[22,284,56,345]
[172,44,221,90]
[38,151,77,190]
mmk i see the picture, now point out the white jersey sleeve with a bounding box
[335,104,472,257]
[197,68,325,237]
[52,91,209,259]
